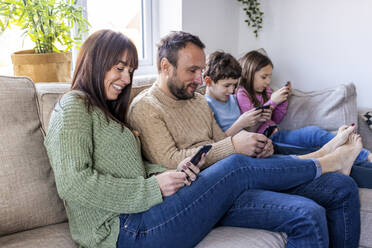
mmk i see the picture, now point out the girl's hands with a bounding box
[155,170,188,197]
[271,85,291,105]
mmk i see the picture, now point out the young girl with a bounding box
[236,50,372,163]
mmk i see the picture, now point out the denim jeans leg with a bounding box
[117,154,322,248]
[219,189,329,248]
[272,125,370,162]
[286,172,361,248]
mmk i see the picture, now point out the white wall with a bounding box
[237,0,372,108]
[181,0,241,56]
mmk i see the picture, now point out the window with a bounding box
[0,0,156,77]
[80,0,156,74]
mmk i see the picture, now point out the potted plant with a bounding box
[0,0,89,82]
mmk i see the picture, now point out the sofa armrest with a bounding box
[358,108,372,151]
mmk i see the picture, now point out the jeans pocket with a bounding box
[119,213,143,234]
[119,214,129,229]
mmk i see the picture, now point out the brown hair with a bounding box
[71,29,138,125]
[156,31,205,72]
[204,51,242,83]
[238,50,273,107]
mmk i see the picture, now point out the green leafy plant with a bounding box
[0,0,89,53]
[237,0,263,37]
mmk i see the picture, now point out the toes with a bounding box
[338,125,348,133]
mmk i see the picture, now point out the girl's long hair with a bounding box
[238,50,273,107]
[71,29,138,126]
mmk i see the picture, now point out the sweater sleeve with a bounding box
[265,87,288,124]
[45,97,163,214]
[236,87,255,113]
[128,98,234,170]
[144,161,167,177]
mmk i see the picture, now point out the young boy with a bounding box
[204,51,270,137]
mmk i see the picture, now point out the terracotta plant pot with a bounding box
[11,50,72,83]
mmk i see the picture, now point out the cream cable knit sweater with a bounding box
[128,83,235,169]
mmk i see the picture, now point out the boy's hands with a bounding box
[236,108,262,129]
[260,108,272,122]
[271,83,292,105]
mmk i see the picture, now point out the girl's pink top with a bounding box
[236,86,288,133]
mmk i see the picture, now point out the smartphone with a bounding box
[255,105,270,111]
[263,125,277,138]
[190,145,212,165]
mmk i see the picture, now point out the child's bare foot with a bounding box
[321,125,355,155]
[318,133,363,175]
[298,125,354,160]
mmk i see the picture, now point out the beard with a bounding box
[166,72,197,100]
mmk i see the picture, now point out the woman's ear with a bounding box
[204,76,212,86]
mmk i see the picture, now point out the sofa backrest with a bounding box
[0,76,67,236]
[36,75,157,132]
[279,83,358,132]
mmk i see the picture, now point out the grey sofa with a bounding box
[1,75,371,248]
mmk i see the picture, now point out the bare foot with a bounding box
[298,125,354,160]
[318,133,363,175]
[320,125,355,155]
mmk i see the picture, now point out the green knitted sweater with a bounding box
[44,91,166,248]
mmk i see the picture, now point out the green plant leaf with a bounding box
[237,0,263,37]
[0,0,89,53]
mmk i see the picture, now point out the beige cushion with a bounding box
[0,76,67,236]
[0,222,77,248]
[360,188,372,248]
[279,83,357,132]
[197,227,286,248]
[35,83,70,132]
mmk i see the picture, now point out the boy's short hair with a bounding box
[204,51,242,83]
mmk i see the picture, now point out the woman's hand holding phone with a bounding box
[176,145,210,184]
[155,170,189,197]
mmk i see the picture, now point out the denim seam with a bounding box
[132,162,316,235]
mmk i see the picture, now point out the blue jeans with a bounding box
[271,125,370,162]
[117,154,360,248]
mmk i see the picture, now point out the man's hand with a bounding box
[255,138,274,158]
[231,130,270,157]
[155,171,188,197]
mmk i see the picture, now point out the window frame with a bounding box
[76,0,157,75]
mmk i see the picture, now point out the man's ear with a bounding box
[160,57,172,76]
[204,76,213,86]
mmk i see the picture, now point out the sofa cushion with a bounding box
[0,222,77,248]
[0,76,67,236]
[35,83,70,132]
[196,227,286,248]
[279,83,357,132]
[360,188,372,248]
